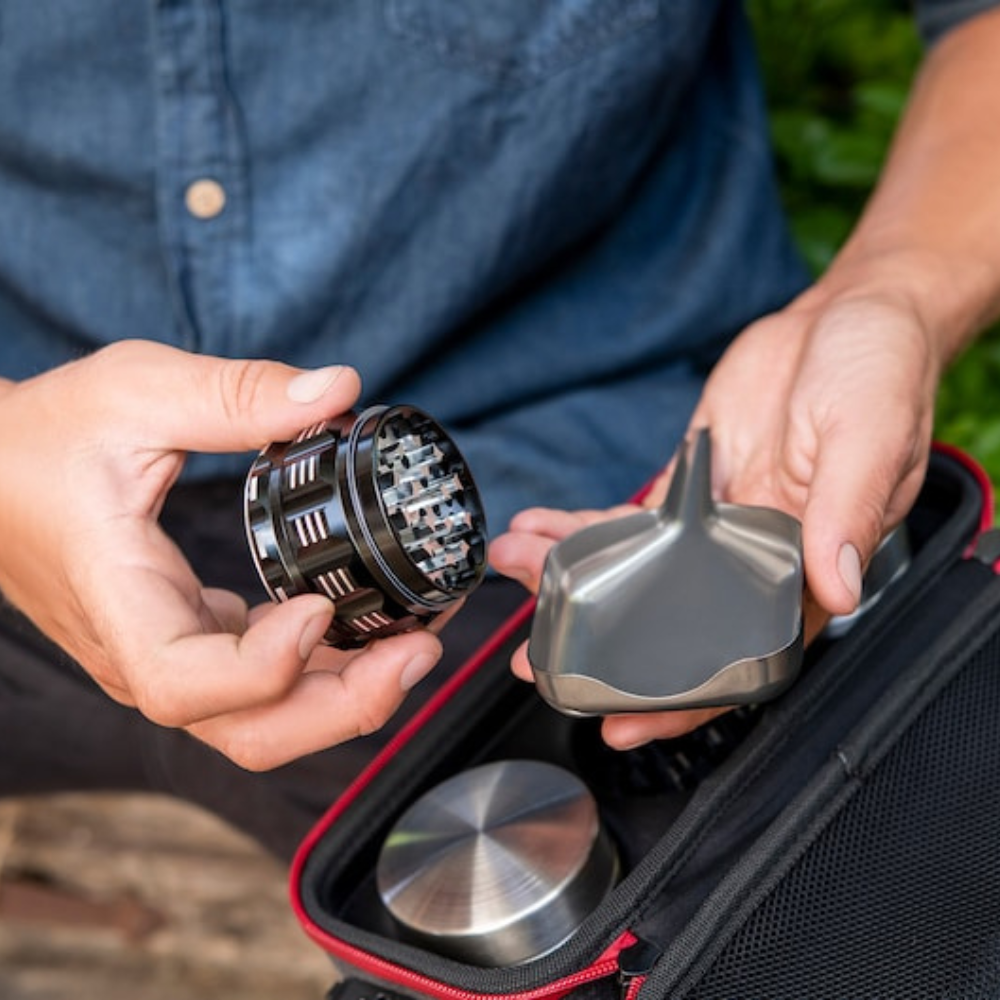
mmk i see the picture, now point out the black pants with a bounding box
[0,480,528,861]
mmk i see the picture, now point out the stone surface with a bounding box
[0,792,336,1000]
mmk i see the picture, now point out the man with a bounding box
[1,0,999,857]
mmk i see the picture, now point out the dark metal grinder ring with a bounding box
[244,405,487,648]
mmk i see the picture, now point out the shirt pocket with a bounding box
[382,0,663,86]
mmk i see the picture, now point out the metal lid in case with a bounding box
[376,759,618,966]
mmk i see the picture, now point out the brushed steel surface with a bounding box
[376,760,617,966]
[529,428,804,715]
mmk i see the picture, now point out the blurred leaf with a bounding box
[853,82,910,122]
[786,204,854,272]
[936,330,1000,490]
[811,129,886,186]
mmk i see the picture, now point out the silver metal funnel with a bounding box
[528,429,804,716]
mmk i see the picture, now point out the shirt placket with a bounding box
[153,0,248,355]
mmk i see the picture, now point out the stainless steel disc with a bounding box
[376,759,618,966]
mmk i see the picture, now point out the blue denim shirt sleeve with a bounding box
[0,1,808,532]
[914,0,1000,44]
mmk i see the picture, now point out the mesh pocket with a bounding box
[682,634,1000,1000]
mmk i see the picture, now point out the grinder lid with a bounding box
[376,759,618,966]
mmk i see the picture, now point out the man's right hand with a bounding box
[0,341,443,770]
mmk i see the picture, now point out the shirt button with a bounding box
[184,178,227,219]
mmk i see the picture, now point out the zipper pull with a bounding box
[618,936,662,1000]
[971,527,1000,569]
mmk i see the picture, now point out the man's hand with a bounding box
[491,284,941,750]
[492,0,1000,749]
[0,341,443,770]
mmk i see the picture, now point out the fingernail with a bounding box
[287,365,345,404]
[400,653,438,691]
[298,612,331,660]
[838,542,863,608]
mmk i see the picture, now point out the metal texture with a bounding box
[243,404,486,648]
[376,760,618,966]
[528,428,804,716]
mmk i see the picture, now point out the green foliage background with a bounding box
[747,0,1000,490]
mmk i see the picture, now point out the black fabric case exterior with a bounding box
[295,448,1000,1000]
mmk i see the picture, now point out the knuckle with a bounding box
[184,716,282,773]
[86,339,157,379]
[217,358,266,429]
[133,684,190,730]
[92,338,139,366]
[125,656,193,730]
[351,693,393,738]
[217,731,274,772]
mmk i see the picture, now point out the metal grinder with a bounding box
[244,404,487,648]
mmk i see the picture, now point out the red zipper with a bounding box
[932,441,995,537]
[300,929,638,1000]
[621,975,647,1000]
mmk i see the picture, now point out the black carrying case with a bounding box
[291,446,1000,1000]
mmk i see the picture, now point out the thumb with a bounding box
[102,341,362,453]
[800,431,905,618]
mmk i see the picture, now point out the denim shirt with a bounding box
[0,1,987,532]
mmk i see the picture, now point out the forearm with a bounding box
[801,6,1000,367]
